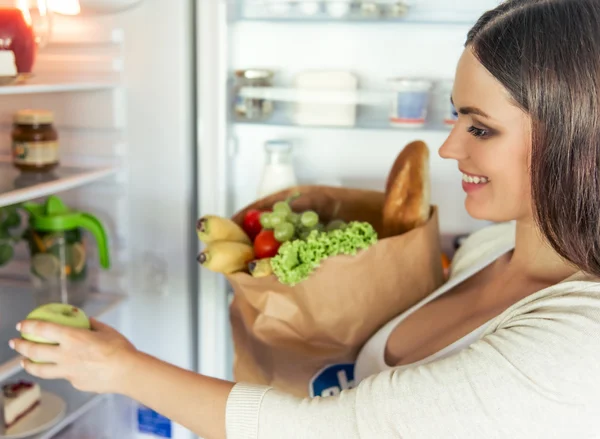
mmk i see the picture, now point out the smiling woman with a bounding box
[440,48,532,224]
[9,1,600,438]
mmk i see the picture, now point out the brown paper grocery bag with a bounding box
[227,186,444,398]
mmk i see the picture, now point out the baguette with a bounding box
[382,140,431,237]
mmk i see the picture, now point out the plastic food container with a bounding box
[440,79,458,127]
[389,78,432,128]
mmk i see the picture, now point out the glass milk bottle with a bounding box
[257,139,298,198]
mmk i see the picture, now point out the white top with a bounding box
[225,221,600,439]
[354,226,514,381]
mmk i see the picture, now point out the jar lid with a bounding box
[14,109,54,125]
[235,69,274,80]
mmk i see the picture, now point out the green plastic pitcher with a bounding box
[22,196,110,306]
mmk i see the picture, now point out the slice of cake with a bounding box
[2,381,41,428]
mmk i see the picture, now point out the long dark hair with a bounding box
[466,0,600,276]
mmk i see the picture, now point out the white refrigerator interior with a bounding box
[0,0,501,438]
[0,0,196,438]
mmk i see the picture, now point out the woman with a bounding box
[10,0,600,437]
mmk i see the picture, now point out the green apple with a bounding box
[21,303,91,345]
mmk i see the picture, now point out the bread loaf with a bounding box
[382,140,431,237]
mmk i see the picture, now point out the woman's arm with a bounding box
[118,351,235,438]
[11,285,600,439]
[11,319,235,439]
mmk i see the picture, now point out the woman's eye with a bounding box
[467,125,490,138]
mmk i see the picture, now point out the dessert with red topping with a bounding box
[2,380,41,428]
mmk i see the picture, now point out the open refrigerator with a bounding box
[0,0,499,438]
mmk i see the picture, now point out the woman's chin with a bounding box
[465,198,496,222]
[465,198,517,223]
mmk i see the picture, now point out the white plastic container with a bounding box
[257,140,298,198]
[268,0,293,16]
[326,0,352,17]
[299,1,320,15]
[389,78,432,128]
[292,70,358,127]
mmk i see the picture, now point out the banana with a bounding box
[248,258,274,278]
[197,241,254,274]
[196,215,250,245]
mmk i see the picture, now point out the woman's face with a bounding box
[439,48,533,223]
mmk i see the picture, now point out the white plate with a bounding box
[0,391,66,438]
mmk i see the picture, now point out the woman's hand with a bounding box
[9,318,137,394]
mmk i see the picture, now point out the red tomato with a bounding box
[253,230,281,259]
[243,209,263,241]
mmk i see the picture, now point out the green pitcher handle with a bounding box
[77,214,110,269]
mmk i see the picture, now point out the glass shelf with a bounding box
[234,111,454,132]
[235,0,493,24]
[0,80,118,96]
[0,160,118,208]
[233,85,456,132]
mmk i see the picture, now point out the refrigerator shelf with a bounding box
[236,0,487,24]
[0,80,118,96]
[0,160,118,208]
[238,86,388,105]
[0,281,127,383]
[235,85,455,131]
[2,369,109,439]
[235,116,453,132]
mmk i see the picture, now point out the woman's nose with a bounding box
[438,127,468,161]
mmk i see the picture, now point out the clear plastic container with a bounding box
[389,78,432,128]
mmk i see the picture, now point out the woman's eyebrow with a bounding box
[451,96,492,119]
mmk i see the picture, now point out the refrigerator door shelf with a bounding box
[235,0,499,24]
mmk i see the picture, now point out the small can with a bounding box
[234,69,275,121]
[389,78,432,128]
[11,109,59,172]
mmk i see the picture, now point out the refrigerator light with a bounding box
[48,0,80,15]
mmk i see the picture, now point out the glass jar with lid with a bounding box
[11,109,59,172]
[234,68,275,121]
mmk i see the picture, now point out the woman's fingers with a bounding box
[89,318,114,333]
[17,320,84,345]
[21,359,64,380]
[10,339,60,364]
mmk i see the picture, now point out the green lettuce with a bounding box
[270,221,378,285]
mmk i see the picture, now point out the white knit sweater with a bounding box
[225,222,600,438]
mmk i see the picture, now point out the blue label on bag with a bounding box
[137,405,172,438]
[309,363,356,398]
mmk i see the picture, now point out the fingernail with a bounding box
[8,340,14,349]
[15,323,21,331]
